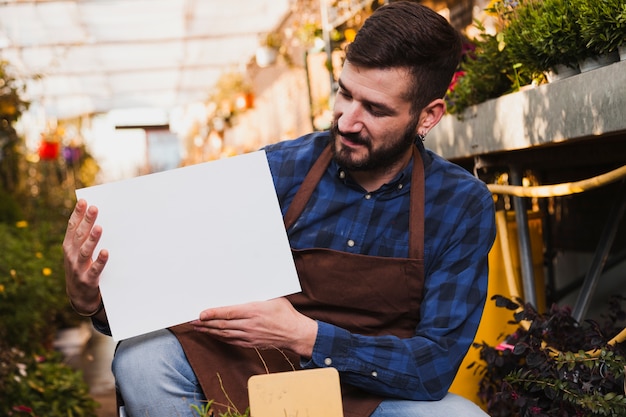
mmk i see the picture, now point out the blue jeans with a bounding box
[112,329,488,417]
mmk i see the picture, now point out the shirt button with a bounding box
[324,357,333,366]
[347,239,355,247]
[339,171,346,179]
[397,183,404,190]
[364,193,371,200]
[371,371,378,378]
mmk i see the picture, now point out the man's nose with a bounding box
[336,103,364,133]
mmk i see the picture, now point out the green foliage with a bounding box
[0,221,77,352]
[576,0,626,55]
[190,400,250,417]
[0,187,23,223]
[0,60,30,193]
[1,57,100,416]
[0,348,98,417]
[500,0,591,72]
[445,24,535,118]
[471,295,626,416]
[0,60,28,125]
[446,0,624,115]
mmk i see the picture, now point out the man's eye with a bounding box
[366,106,386,117]
[338,90,352,100]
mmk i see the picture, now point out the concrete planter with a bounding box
[429,60,626,161]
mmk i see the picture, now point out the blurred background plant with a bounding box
[0,348,98,416]
[1,59,100,415]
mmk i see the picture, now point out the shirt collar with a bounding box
[332,156,412,195]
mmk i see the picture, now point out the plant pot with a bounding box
[578,51,620,72]
[619,45,626,61]
[546,64,580,83]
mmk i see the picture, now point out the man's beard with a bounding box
[330,120,418,172]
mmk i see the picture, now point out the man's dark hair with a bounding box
[345,1,462,115]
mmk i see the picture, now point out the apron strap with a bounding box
[283,144,333,230]
[409,145,425,260]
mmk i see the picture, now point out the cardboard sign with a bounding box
[248,368,344,417]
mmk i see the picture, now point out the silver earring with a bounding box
[416,133,425,142]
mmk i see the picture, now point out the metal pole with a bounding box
[510,167,538,308]
[572,180,626,322]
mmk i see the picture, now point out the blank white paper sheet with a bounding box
[76,150,300,341]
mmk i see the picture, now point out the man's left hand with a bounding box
[192,297,317,358]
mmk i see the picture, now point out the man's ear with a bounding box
[417,98,446,135]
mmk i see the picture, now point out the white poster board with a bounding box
[76,151,300,341]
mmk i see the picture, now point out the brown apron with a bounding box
[169,144,425,417]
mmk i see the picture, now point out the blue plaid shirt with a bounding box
[264,131,496,401]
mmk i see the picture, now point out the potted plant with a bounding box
[576,0,626,62]
[470,295,626,416]
[209,71,254,119]
[501,0,588,79]
[445,23,535,118]
[255,32,282,68]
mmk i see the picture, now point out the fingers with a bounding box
[198,301,260,321]
[66,199,97,240]
[86,248,109,280]
[64,199,107,288]
[64,199,87,239]
[64,200,110,320]
[193,299,316,355]
[199,306,232,321]
[192,315,257,348]
[64,200,101,261]
[195,304,251,333]
[74,204,99,247]
[78,224,103,265]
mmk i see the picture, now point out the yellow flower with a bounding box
[42,268,52,276]
[15,220,28,228]
[0,284,5,293]
[10,269,16,278]
[35,252,43,259]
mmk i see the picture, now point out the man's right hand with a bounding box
[63,199,109,318]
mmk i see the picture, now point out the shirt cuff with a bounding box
[91,317,112,336]
[301,321,351,370]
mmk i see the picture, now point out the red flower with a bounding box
[448,71,466,92]
[12,405,34,413]
[38,141,60,160]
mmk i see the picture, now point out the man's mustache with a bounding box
[332,124,369,146]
